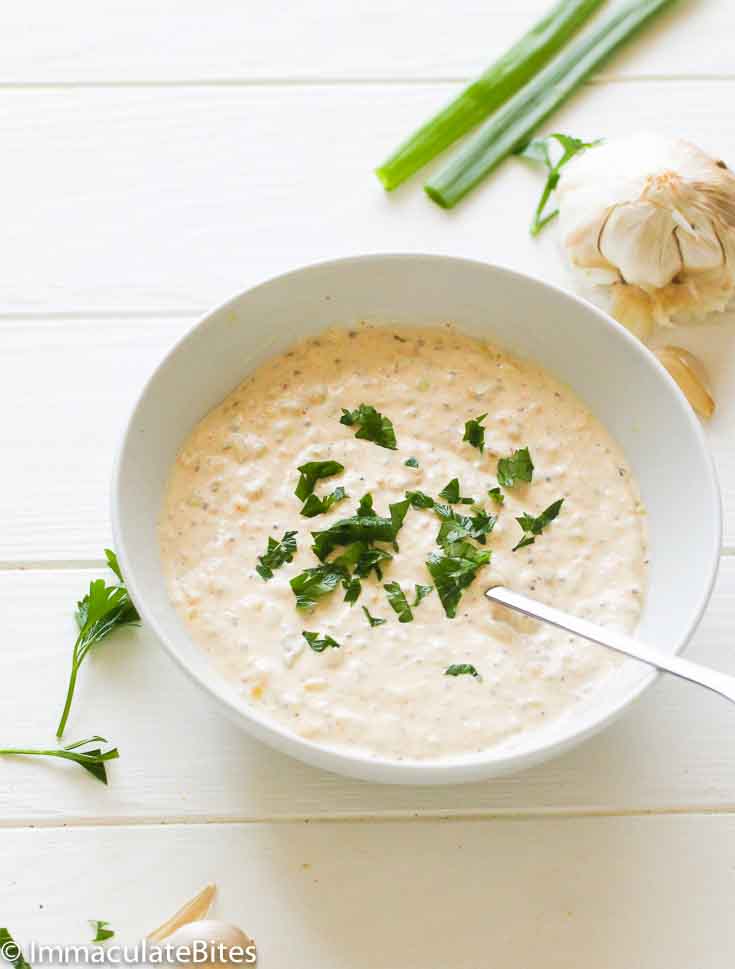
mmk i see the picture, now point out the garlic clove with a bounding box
[148,884,217,943]
[600,201,682,290]
[654,346,715,418]
[611,284,655,343]
[160,920,256,966]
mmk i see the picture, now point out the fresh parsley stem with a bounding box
[375,0,603,190]
[56,646,81,738]
[424,0,676,208]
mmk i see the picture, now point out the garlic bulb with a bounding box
[558,133,735,336]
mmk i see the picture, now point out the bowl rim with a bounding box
[111,252,723,782]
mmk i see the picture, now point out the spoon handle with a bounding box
[486,586,735,706]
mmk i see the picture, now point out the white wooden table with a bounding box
[2,2,734,965]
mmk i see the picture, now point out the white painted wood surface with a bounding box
[2,0,735,963]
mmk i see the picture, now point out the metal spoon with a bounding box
[486,586,735,706]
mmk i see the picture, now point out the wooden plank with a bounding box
[1,81,735,315]
[0,0,723,83]
[0,560,733,823]
[2,815,735,968]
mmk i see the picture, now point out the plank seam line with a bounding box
[3,805,735,831]
[0,74,730,91]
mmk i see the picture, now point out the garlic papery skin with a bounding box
[148,885,217,943]
[654,346,715,419]
[558,133,735,332]
[155,921,256,967]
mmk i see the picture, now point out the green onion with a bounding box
[425,0,677,208]
[375,0,604,190]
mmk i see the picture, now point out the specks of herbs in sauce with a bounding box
[302,631,342,653]
[445,663,481,679]
[362,606,387,628]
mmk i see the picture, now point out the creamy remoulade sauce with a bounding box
[159,324,647,761]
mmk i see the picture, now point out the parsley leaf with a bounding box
[513,498,564,551]
[290,564,346,609]
[488,487,505,506]
[256,530,298,579]
[300,487,348,518]
[340,404,397,450]
[434,505,496,546]
[57,551,139,739]
[362,606,387,628]
[0,930,31,969]
[302,631,342,653]
[342,577,362,604]
[404,457,419,468]
[311,494,408,562]
[426,541,491,619]
[353,546,393,580]
[0,736,119,785]
[90,921,115,944]
[406,490,435,509]
[496,447,534,488]
[412,584,434,607]
[516,133,602,236]
[445,664,480,678]
[295,460,344,502]
[463,413,487,453]
[438,478,475,505]
[384,581,413,623]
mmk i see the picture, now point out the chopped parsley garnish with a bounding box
[513,498,564,551]
[496,447,534,488]
[57,550,139,739]
[340,404,397,450]
[404,457,419,468]
[0,930,32,969]
[256,530,298,579]
[406,489,435,509]
[445,664,480,678]
[90,921,115,944]
[300,486,348,518]
[362,606,387,628]
[384,581,413,622]
[302,631,342,653]
[438,478,475,505]
[342,577,362,604]
[311,494,408,562]
[290,564,346,609]
[434,504,496,546]
[353,546,393,580]
[412,584,434,607]
[0,736,119,785]
[463,413,487,453]
[488,487,505,506]
[295,460,344,501]
[426,541,491,619]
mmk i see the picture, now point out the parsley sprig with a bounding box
[0,736,120,785]
[463,413,487,453]
[513,499,564,551]
[0,930,32,969]
[295,461,344,501]
[90,921,115,944]
[256,530,297,579]
[300,487,348,518]
[427,541,491,619]
[434,504,495,546]
[302,631,342,653]
[497,447,534,488]
[57,550,139,739]
[438,478,475,505]
[340,404,397,450]
[384,581,413,623]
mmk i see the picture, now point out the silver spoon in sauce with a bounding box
[486,586,735,706]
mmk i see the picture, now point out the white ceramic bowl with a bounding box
[112,254,722,785]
